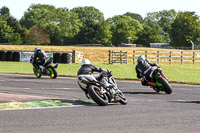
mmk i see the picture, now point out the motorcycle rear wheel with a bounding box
[158,77,172,94]
[88,85,109,106]
[47,66,57,79]
[33,67,41,78]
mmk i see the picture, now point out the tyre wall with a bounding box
[0,50,71,64]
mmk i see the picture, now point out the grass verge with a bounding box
[0,61,200,85]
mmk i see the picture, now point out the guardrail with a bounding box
[109,50,200,64]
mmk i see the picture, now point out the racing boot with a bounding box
[85,92,90,99]
[147,82,156,88]
[81,88,90,99]
[147,82,159,92]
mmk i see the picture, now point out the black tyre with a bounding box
[53,53,61,63]
[47,66,57,79]
[33,67,41,78]
[0,51,6,61]
[158,77,172,94]
[6,51,13,61]
[118,91,127,105]
[61,53,71,64]
[88,85,109,106]
[13,52,20,62]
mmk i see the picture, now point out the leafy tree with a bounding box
[20,4,57,29]
[91,20,112,46]
[135,25,164,46]
[0,6,24,43]
[143,20,168,43]
[20,4,81,45]
[25,25,50,45]
[71,6,104,23]
[144,9,177,42]
[71,6,108,45]
[170,12,200,47]
[107,15,143,46]
[0,18,21,43]
[124,12,143,23]
[0,6,10,18]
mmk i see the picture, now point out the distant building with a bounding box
[119,43,136,47]
[150,43,170,48]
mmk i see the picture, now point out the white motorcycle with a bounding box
[77,71,127,106]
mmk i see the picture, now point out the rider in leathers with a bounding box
[135,55,158,88]
[32,48,48,70]
[77,59,113,98]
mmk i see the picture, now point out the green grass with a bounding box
[0,61,200,84]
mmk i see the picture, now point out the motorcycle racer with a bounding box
[32,48,48,70]
[77,59,114,98]
[135,55,158,89]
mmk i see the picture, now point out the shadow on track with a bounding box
[170,101,200,104]
[8,76,50,80]
[123,91,164,95]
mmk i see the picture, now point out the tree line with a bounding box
[0,4,200,47]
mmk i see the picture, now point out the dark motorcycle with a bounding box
[77,70,127,106]
[30,55,58,79]
[150,67,172,94]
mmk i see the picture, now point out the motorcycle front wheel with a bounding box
[118,92,127,105]
[157,77,172,94]
[33,67,41,78]
[88,85,109,106]
[47,66,57,79]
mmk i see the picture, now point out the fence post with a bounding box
[181,52,183,64]
[126,51,128,64]
[157,51,160,64]
[109,50,112,64]
[120,50,122,64]
[112,50,114,64]
[170,51,172,64]
[145,51,148,60]
[193,52,195,64]
[72,50,76,63]
[133,51,136,64]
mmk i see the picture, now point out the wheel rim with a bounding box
[33,68,41,78]
[36,72,40,77]
[48,68,54,78]
[94,86,107,100]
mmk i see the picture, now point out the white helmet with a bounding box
[81,59,90,66]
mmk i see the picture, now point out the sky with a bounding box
[1,0,200,20]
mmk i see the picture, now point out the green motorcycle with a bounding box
[30,56,58,79]
[151,68,172,94]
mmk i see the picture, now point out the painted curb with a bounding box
[0,99,95,110]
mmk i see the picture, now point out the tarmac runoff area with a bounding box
[0,93,95,110]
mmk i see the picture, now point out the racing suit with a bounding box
[33,49,48,69]
[135,59,157,87]
[77,64,112,98]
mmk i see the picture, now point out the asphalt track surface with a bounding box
[0,74,200,133]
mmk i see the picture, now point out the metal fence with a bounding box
[109,50,200,64]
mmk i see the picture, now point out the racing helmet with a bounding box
[81,59,91,66]
[137,55,145,63]
[34,47,41,52]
